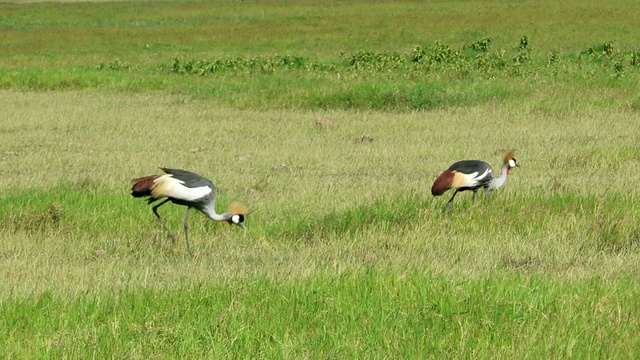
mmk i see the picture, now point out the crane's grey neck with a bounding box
[201,204,231,222]
[488,163,510,190]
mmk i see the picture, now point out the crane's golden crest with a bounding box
[227,202,248,215]
[503,150,515,165]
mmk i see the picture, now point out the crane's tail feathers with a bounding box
[131,175,159,197]
[431,171,455,196]
[228,202,249,215]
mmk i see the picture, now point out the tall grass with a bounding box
[2,272,639,358]
[2,91,640,358]
[2,38,638,111]
[1,91,639,278]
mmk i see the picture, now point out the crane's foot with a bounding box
[167,231,176,244]
[184,227,194,257]
[184,240,194,257]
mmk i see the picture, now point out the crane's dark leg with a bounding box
[446,190,459,213]
[152,199,176,244]
[183,207,193,256]
[472,189,478,205]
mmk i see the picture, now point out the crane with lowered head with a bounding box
[131,168,247,255]
[431,151,519,212]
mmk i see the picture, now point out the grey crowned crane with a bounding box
[131,168,247,255]
[431,152,518,212]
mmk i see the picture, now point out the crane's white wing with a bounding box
[151,174,212,201]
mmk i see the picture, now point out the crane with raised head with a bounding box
[131,168,246,255]
[431,151,518,212]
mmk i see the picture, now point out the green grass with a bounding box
[2,0,640,111]
[3,273,639,358]
[2,90,640,356]
[2,40,639,111]
[1,0,640,357]
[0,91,640,358]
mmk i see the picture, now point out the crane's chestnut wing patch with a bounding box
[131,175,159,197]
[431,171,454,196]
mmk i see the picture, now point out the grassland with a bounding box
[1,0,640,358]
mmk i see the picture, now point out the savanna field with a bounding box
[1,0,640,357]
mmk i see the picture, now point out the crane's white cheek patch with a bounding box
[231,214,240,224]
[509,159,516,168]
